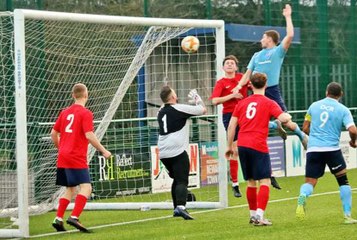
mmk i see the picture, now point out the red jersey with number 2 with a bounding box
[233,94,283,153]
[53,104,94,168]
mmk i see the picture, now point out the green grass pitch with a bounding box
[27,168,357,239]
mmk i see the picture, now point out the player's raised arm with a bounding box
[234,69,252,92]
[188,89,207,114]
[281,4,294,50]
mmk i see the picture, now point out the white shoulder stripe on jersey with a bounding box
[173,104,204,116]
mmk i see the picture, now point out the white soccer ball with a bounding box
[181,36,200,53]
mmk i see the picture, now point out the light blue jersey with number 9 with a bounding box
[305,97,355,150]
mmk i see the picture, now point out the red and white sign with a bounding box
[150,144,200,193]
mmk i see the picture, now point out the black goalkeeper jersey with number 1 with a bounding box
[157,103,205,159]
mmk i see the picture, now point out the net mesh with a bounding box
[0,13,17,229]
[0,12,221,228]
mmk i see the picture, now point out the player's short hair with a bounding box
[250,73,267,89]
[72,83,87,99]
[264,30,280,45]
[326,82,343,97]
[160,85,172,103]
[223,55,239,66]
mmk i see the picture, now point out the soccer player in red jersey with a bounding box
[210,55,248,197]
[51,83,111,232]
[225,73,296,226]
[211,56,283,196]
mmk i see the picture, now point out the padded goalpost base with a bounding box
[0,230,22,238]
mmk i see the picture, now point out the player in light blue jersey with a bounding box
[296,82,357,224]
[235,4,308,150]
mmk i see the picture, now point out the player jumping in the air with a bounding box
[236,4,308,150]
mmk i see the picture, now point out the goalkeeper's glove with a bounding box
[188,89,197,104]
[188,89,203,105]
[188,89,202,105]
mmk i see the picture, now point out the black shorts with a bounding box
[56,168,91,187]
[160,151,189,184]
[265,85,287,112]
[306,150,346,179]
[238,146,271,181]
[223,113,239,142]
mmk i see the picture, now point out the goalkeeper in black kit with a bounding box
[157,86,206,220]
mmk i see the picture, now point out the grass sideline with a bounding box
[22,168,357,239]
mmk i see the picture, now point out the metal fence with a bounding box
[1,0,357,115]
[281,64,355,111]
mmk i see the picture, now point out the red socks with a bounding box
[246,186,257,211]
[56,198,70,219]
[229,159,238,183]
[257,185,270,211]
[71,194,88,218]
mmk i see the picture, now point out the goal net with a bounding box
[0,9,226,238]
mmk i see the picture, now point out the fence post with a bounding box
[292,0,303,108]
[317,0,329,98]
[349,0,356,106]
[205,0,212,19]
[144,0,149,17]
[5,0,13,11]
[37,0,43,10]
[263,0,271,25]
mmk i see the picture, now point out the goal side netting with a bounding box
[0,9,227,238]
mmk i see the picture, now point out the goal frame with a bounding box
[5,9,227,238]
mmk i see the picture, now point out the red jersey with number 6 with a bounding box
[53,104,94,168]
[233,94,283,153]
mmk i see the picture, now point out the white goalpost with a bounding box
[0,9,227,238]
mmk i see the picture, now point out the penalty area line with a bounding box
[30,188,357,239]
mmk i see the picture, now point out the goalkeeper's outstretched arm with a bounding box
[188,89,207,114]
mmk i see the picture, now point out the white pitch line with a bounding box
[28,215,174,239]
[29,188,357,239]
